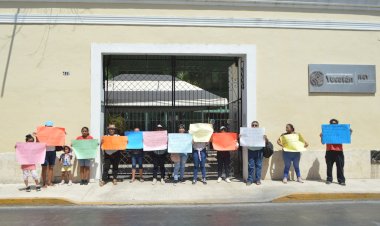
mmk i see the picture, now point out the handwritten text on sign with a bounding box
[322,124,351,144]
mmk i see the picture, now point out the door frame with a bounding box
[91,43,257,180]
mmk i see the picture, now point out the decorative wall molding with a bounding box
[0,0,379,12]
[0,14,379,31]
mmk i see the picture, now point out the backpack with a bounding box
[263,141,274,158]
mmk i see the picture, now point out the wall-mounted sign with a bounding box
[308,64,376,93]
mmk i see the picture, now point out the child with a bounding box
[20,134,41,192]
[59,146,73,186]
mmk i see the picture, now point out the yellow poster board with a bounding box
[189,123,214,142]
[280,133,307,152]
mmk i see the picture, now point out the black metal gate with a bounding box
[102,55,243,180]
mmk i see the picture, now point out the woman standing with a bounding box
[76,127,94,185]
[192,141,209,185]
[172,124,188,184]
[277,124,308,184]
[99,124,121,186]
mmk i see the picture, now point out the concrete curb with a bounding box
[272,193,380,202]
[1,193,380,206]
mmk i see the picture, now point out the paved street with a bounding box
[0,201,379,226]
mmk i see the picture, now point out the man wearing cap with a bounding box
[151,124,167,185]
[99,124,122,186]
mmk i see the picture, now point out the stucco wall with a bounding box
[0,3,379,182]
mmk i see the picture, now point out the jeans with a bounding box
[173,153,188,181]
[152,152,166,179]
[325,151,345,183]
[102,151,121,181]
[193,149,207,181]
[283,151,301,178]
[131,150,144,169]
[247,149,263,183]
[217,152,231,178]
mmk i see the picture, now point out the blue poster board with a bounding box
[322,124,351,144]
[168,133,193,153]
[125,131,143,150]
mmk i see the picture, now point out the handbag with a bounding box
[263,141,274,158]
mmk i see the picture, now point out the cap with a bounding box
[220,126,227,131]
[45,121,54,127]
[156,124,163,128]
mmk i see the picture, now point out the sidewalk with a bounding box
[0,179,379,205]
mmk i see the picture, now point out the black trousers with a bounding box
[217,151,231,178]
[152,153,166,179]
[325,151,345,183]
[102,151,121,181]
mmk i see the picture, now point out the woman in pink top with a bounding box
[19,134,40,192]
[76,127,94,185]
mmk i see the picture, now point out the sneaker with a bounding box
[202,178,207,185]
[80,180,84,185]
[129,179,135,183]
[68,181,73,186]
[173,180,178,186]
[180,178,186,184]
[161,179,165,185]
[192,180,197,185]
[226,178,231,183]
[326,181,332,185]
[297,177,304,183]
[339,182,346,186]
[84,180,89,185]
[246,181,252,186]
[112,179,117,185]
[26,186,31,192]
[59,180,65,185]
[99,180,105,187]
[282,178,288,184]
[36,186,41,191]
[217,177,222,183]
[152,178,157,185]
[256,181,261,185]
[139,178,144,182]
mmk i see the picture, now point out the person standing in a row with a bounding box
[246,121,269,186]
[76,127,94,185]
[130,127,144,183]
[216,126,232,183]
[192,140,208,185]
[172,124,188,184]
[320,119,352,186]
[99,124,121,186]
[151,124,167,185]
[277,124,308,184]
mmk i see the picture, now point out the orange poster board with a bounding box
[36,126,66,146]
[212,133,238,151]
[101,136,128,151]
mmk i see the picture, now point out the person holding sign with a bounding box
[151,124,168,185]
[75,127,94,185]
[37,121,59,188]
[16,134,41,192]
[99,124,122,187]
[246,121,269,186]
[171,124,189,185]
[128,128,144,183]
[277,124,309,184]
[320,119,352,186]
[214,126,237,183]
